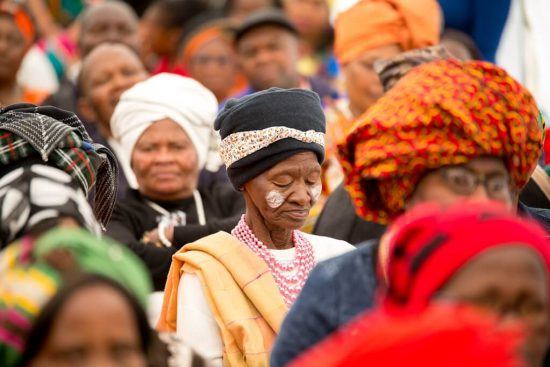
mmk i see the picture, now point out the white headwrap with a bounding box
[110,73,219,189]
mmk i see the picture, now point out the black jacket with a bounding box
[106,183,245,290]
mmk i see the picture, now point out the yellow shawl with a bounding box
[157,231,288,366]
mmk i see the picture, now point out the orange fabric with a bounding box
[0,2,36,46]
[22,89,48,105]
[182,27,224,67]
[334,0,441,65]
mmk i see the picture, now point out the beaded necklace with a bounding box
[231,215,315,305]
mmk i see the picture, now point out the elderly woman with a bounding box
[292,203,550,367]
[107,73,245,290]
[271,58,546,366]
[157,88,354,366]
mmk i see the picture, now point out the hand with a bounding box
[141,225,174,247]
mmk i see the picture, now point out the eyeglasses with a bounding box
[438,166,512,200]
[191,55,232,67]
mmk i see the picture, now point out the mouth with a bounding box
[283,209,310,221]
[152,172,180,179]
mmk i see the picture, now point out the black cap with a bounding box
[234,9,298,44]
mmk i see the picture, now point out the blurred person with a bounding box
[0,227,152,367]
[440,28,483,61]
[0,1,48,105]
[231,9,336,103]
[179,20,247,103]
[310,0,441,234]
[282,0,336,84]
[141,0,208,76]
[43,0,140,122]
[292,204,550,367]
[0,103,118,248]
[157,88,354,366]
[222,0,279,24]
[107,73,245,290]
[270,58,546,366]
[78,42,149,198]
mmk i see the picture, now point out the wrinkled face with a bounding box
[131,119,199,201]
[283,0,329,40]
[80,45,148,129]
[438,246,550,367]
[186,38,238,101]
[0,16,28,81]
[407,157,515,210]
[30,284,147,367]
[243,152,321,230]
[237,25,300,91]
[342,44,402,116]
[79,5,139,57]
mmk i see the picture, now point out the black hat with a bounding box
[234,9,298,44]
[215,88,326,190]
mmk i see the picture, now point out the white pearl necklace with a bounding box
[231,215,316,306]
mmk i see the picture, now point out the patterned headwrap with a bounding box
[0,103,118,228]
[0,1,36,46]
[0,165,101,248]
[0,228,152,367]
[339,59,544,224]
[334,0,441,65]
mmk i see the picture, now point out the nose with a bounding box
[154,147,176,164]
[287,182,311,207]
[467,185,492,202]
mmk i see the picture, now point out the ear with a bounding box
[77,97,97,123]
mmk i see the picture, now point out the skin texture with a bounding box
[438,246,550,367]
[185,37,239,102]
[78,43,148,137]
[78,2,139,57]
[131,119,199,201]
[282,0,329,52]
[243,152,321,249]
[0,16,29,105]
[406,157,515,211]
[30,284,147,367]
[342,44,402,118]
[237,25,301,91]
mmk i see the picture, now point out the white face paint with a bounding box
[266,190,285,208]
[309,183,322,204]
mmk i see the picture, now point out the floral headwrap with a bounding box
[0,228,152,367]
[339,59,544,224]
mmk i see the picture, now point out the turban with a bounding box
[381,202,550,312]
[0,228,152,367]
[339,59,545,224]
[110,73,219,189]
[215,88,326,190]
[0,1,36,46]
[334,0,441,65]
[0,103,118,228]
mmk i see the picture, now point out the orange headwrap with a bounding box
[334,0,441,65]
[0,1,36,46]
[338,59,544,224]
[181,26,224,67]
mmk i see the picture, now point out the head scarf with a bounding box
[339,59,545,224]
[110,73,219,189]
[334,0,441,65]
[0,227,152,367]
[380,202,550,312]
[0,103,118,228]
[0,164,101,248]
[182,25,226,67]
[290,303,525,367]
[215,88,326,190]
[0,1,36,46]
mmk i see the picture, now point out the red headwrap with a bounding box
[338,59,545,224]
[380,202,550,313]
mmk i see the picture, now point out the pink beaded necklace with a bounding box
[231,215,316,306]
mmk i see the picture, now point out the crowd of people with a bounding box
[0,0,549,366]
